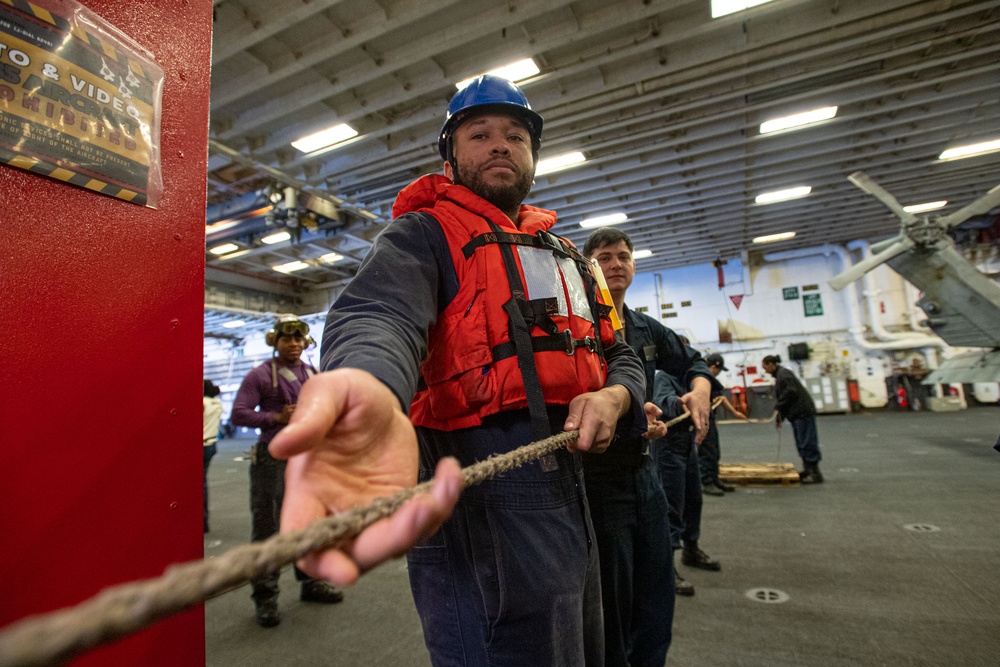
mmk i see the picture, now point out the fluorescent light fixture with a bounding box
[218,249,252,261]
[535,151,586,176]
[580,212,628,229]
[755,186,812,205]
[320,252,344,264]
[938,138,1000,161]
[273,260,310,273]
[752,231,797,244]
[903,200,947,214]
[760,106,838,134]
[209,243,240,255]
[632,249,653,260]
[456,59,540,90]
[261,231,291,245]
[291,123,359,153]
[222,320,245,329]
[712,0,775,19]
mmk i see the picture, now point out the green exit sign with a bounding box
[803,293,824,317]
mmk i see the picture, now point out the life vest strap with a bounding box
[461,228,587,263]
[491,330,601,362]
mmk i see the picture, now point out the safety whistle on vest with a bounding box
[591,260,624,331]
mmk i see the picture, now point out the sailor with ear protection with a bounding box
[230,314,343,628]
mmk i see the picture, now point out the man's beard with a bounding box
[452,160,534,214]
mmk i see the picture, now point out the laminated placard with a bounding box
[0,0,163,207]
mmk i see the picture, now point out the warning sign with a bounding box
[0,0,163,206]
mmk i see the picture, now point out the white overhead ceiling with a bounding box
[204,0,1000,337]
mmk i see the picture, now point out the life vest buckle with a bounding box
[562,329,575,355]
[536,230,563,254]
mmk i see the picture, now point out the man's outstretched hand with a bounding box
[269,368,463,586]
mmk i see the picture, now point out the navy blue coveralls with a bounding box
[582,304,711,667]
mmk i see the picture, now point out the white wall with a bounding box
[625,243,959,404]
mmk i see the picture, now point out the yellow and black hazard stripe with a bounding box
[1,0,156,87]
[1,145,143,204]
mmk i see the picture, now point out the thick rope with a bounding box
[0,409,707,667]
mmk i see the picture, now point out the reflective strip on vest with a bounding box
[557,255,594,327]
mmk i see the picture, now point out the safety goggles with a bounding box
[275,321,309,336]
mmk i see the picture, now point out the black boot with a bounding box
[800,461,824,484]
[254,599,280,628]
[675,569,695,596]
[300,580,345,603]
[681,541,721,571]
[702,483,725,497]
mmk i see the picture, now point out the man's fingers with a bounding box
[297,549,362,588]
[287,458,462,587]
[279,456,329,531]
[268,421,314,459]
[348,457,462,570]
[565,401,593,450]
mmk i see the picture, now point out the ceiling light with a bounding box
[580,213,628,229]
[755,186,812,205]
[291,123,359,153]
[456,59,540,90]
[711,0,775,19]
[632,249,653,259]
[938,138,1000,161]
[752,231,797,244]
[535,151,586,176]
[261,231,291,245]
[209,243,239,255]
[273,260,309,273]
[217,249,252,261]
[760,106,838,134]
[320,252,344,263]
[222,320,245,329]
[903,200,947,214]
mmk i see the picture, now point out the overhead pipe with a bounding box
[762,244,944,351]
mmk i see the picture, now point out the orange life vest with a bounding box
[397,175,617,433]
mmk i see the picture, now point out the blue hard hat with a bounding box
[438,75,543,160]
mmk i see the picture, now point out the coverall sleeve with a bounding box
[773,369,794,417]
[652,370,685,419]
[604,331,648,437]
[230,368,273,429]
[652,323,713,390]
[320,214,453,412]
